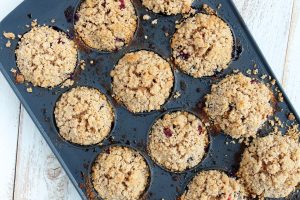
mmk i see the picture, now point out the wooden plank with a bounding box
[0,73,20,199]
[0,0,23,199]
[233,0,294,81]
[13,108,81,200]
[282,0,300,114]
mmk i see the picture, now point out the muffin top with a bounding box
[92,146,150,200]
[75,0,137,51]
[148,111,209,172]
[205,73,273,139]
[111,50,174,113]
[54,87,114,145]
[180,170,245,200]
[16,26,77,88]
[171,13,233,78]
[142,0,192,15]
[237,132,300,198]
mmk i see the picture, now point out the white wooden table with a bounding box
[1,0,299,199]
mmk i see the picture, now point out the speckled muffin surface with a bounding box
[92,146,150,200]
[15,26,77,88]
[54,87,114,145]
[75,0,137,51]
[142,0,192,15]
[205,73,273,139]
[237,133,300,198]
[148,111,208,172]
[171,13,233,78]
[111,50,174,113]
[180,170,245,200]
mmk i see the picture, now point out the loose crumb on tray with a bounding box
[3,32,15,39]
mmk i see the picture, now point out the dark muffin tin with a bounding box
[0,0,300,199]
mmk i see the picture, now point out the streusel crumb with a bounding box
[148,111,208,172]
[205,73,273,139]
[92,146,150,200]
[111,50,174,113]
[171,13,233,78]
[3,32,15,39]
[15,26,77,88]
[75,0,137,51]
[54,87,114,145]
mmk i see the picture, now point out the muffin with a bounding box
[75,0,137,51]
[111,50,174,113]
[205,73,273,139]
[54,87,114,145]
[148,111,209,172]
[91,146,150,200]
[171,13,233,78]
[16,26,77,88]
[237,133,300,198]
[180,170,245,200]
[142,0,192,15]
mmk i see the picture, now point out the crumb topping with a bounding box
[237,133,300,198]
[75,0,137,51]
[180,170,245,200]
[15,26,77,88]
[142,0,192,15]
[171,13,233,78]
[111,50,174,113]
[92,146,150,200]
[205,73,273,139]
[54,87,114,145]
[148,111,208,172]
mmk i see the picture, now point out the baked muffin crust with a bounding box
[205,73,273,139]
[92,146,150,200]
[75,0,137,51]
[148,111,208,172]
[54,87,114,145]
[171,13,233,78]
[16,26,77,88]
[111,50,174,113]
